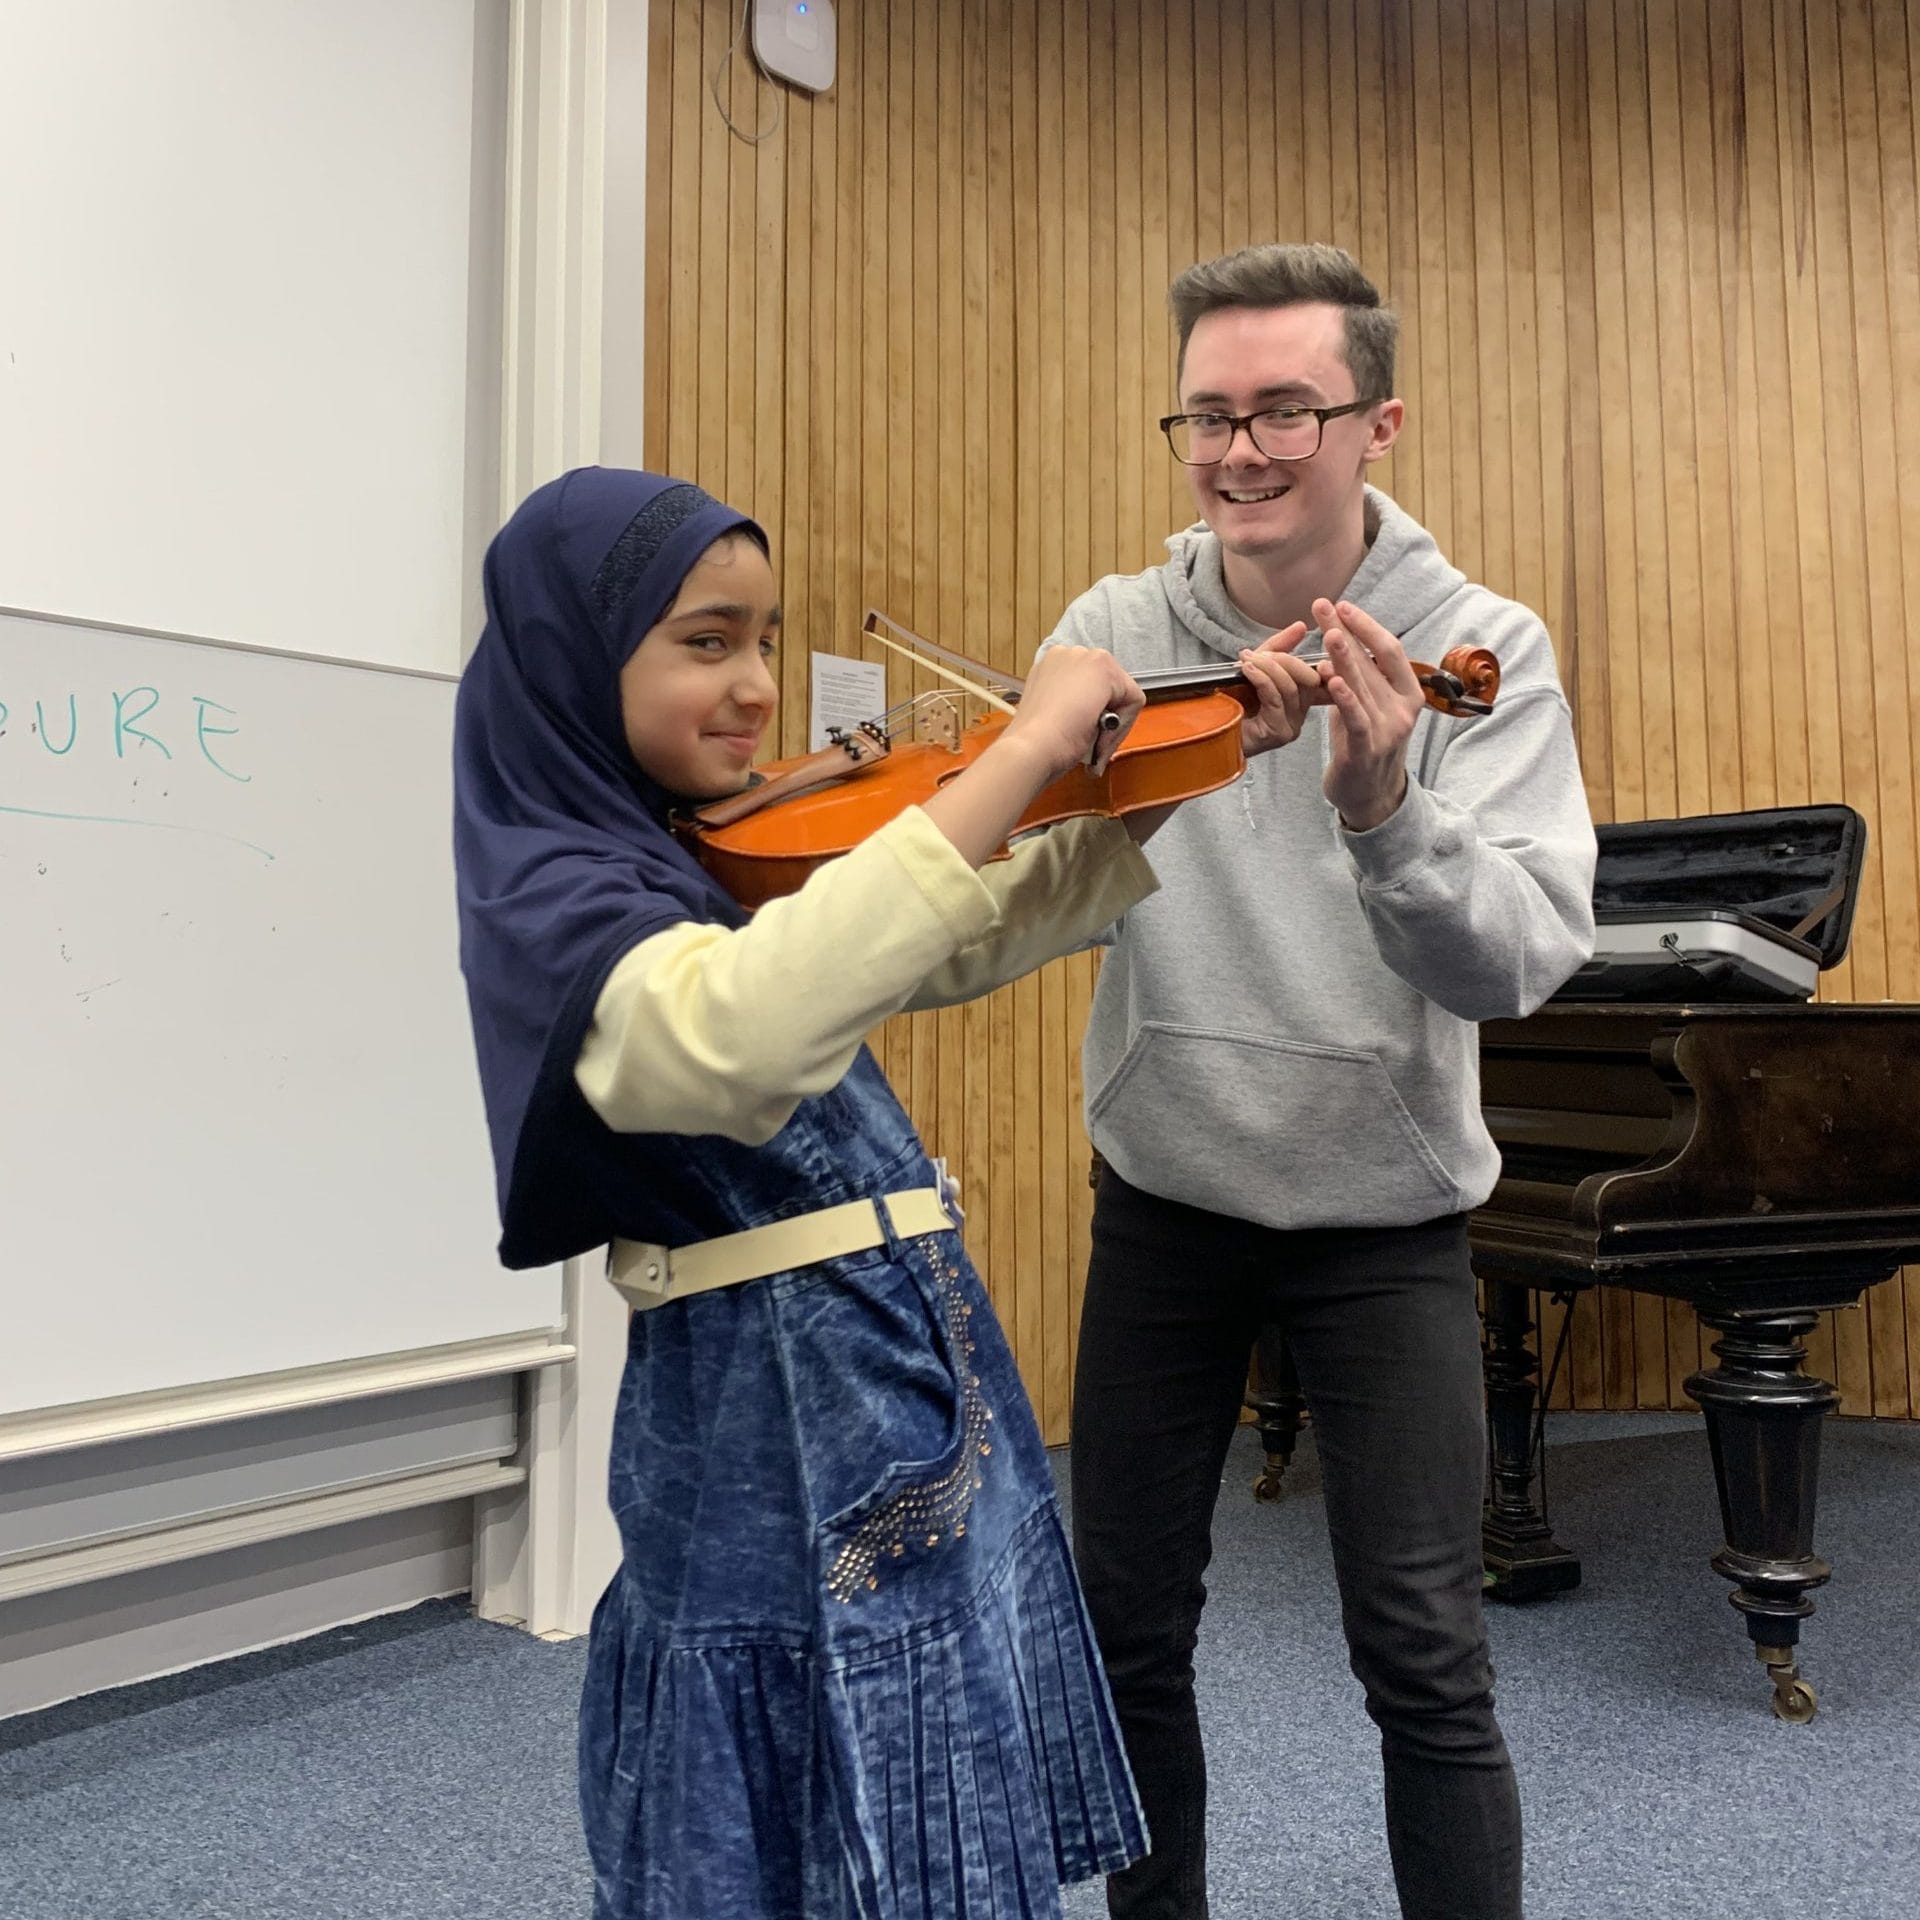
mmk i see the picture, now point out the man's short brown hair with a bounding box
[1170,243,1398,399]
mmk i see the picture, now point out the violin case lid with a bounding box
[1551,804,1868,1004]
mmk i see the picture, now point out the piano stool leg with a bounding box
[1244,1325,1309,1501]
[1480,1278,1582,1600]
[1685,1309,1838,1724]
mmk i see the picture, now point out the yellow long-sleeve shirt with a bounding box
[574,807,1157,1145]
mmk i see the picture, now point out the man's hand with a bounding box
[1237,621,1317,757]
[1315,597,1423,831]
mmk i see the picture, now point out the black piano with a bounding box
[1247,808,1920,1721]
[1471,1001,1920,1721]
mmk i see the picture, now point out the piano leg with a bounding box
[1480,1278,1582,1600]
[1245,1325,1307,1501]
[1685,1309,1838,1723]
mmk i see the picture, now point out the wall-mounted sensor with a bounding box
[753,0,837,94]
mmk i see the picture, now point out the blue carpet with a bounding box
[2,1413,1915,1919]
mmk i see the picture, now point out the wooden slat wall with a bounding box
[645,0,1920,1440]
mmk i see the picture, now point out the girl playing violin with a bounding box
[452,468,1294,1920]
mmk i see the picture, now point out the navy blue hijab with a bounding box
[454,467,766,1267]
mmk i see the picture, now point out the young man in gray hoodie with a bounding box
[1046,245,1598,1919]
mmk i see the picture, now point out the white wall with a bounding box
[0,0,641,1714]
[0,1,484,672]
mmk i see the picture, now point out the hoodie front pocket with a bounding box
[1086,1022,1459,1229]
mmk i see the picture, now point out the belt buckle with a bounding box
[931,1156,965,1226]
[621,1244,674,1299]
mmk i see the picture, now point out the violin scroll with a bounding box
[1415,645,1500,719]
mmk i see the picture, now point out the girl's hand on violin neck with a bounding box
[1002,645,1146,780]
[1237,621,1315,757]
[1315,597,1422,832]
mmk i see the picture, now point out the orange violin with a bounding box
[675,611,1500,910]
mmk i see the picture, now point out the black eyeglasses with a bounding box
[1159,398,1384,466]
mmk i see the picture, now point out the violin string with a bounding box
[869,691,965,742]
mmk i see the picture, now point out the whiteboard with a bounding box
[0,609,560,1418]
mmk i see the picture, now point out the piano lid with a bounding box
[1472,1004,1920,1306]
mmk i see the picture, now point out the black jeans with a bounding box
[1069,1168,1522,1920]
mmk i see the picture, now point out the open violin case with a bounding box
[1550,804,1868,1004]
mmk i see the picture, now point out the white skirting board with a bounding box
[0,1500,480,1722]
[0,1315,618,1718]
[0,1460,524,1606]
[0,1331,570,1465]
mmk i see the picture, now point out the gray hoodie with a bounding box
[1044,488,1598,1231]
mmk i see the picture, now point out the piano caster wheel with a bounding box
[1758,1645,1819,1724]
[1252,1457,1287,1502]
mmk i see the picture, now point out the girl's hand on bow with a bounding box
[924,646,1144,869]
[1001,645,1145,780]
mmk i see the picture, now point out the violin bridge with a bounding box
[910,693,964,752]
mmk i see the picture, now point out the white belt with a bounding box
[608,1183,960,1314]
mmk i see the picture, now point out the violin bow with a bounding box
[862,610,1024,714]
[863,625,1019,717]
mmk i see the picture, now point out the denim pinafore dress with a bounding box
[578,1046,1145,1919]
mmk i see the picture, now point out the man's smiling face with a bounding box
[1177,301,1396,564]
